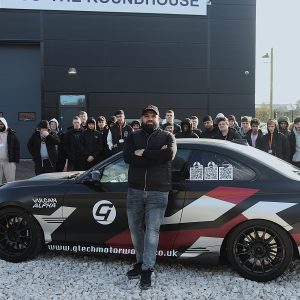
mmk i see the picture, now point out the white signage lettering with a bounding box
[0,0,207,16]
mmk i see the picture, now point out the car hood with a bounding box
[0,171,85,190]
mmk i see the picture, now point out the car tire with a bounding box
[226,220,293,282]
[0,207,44,262]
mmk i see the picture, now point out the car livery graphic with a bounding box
[0,139,300,282]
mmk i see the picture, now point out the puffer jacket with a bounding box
[123,128,177,192]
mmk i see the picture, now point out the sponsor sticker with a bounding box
[204,161,218,181]
[219,162,233,181]
[190,162,203,181]
[32,197,57,209]
[93,200,116,225]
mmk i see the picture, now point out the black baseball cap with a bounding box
[142,104,159,116]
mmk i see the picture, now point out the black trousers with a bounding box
[34,159,56,175]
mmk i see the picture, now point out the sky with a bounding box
[255,0,300,105]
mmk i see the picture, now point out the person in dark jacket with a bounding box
[123,104,177,290]
[161,110,181,134]
[257,118,290,162]
[278,116,290,137]
[289,117,300,167]
[200,115,219,138]
[27,120,60,175]
[175,118,199,138]
[107,116,117,128]
[49,118,66,172]
[97,116,110,158]
[0,117,20,183]
[239,116,251,138]
[227,115,240,132]
[190,116,202,137]
[81,117,104,170]
[107,110,133,155]
[214,117,241,141]
[131,120,141,132]
[64,116,85,171]
[244,118,263,148]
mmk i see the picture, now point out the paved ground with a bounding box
[15,159,35,181]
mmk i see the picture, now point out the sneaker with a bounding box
[140,269,152,290]
[126,262,142,279]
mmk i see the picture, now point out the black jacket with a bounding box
[109,123,133,154]
[64,128,85,163]
[288,129,300,161]
[257,131,290,162]
[123,128,177,192]
[214,128,241,141]
[244,129,263,148]
[27,130,60,164]
[7,128,20,163]
[80,128,104,163]
[200,126,219,139]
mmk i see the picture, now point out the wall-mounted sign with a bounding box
[0,0,207,16]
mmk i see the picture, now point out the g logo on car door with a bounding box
[92,200,117,225]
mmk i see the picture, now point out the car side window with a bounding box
[172,149,192,181]
[186,150,256,182]
[100,159,128,183]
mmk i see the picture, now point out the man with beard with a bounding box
[80,117,104,170]
[0,117,20,183]
[200,115,219,138]
[123,104,177,290]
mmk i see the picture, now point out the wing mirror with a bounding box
[84,170,101,184]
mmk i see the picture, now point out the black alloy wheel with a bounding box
[0,207,43,262]
[226,220,293,282]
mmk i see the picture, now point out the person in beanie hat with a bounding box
[80,117,104,170]
[200,115,219,138]
[278,116,290,137]
[0,117,20,183]
[131,120,141,131]
[123,104,177,290]
[49,118,66,172]
[227,115,240,132]
[289,117,300,167]
[27,120,60,175]
[107,116,117,128]
[107,110,132,155]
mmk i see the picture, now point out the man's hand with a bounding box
[161,145,168,149]
[134,149,145,157]
[87,156,95,162]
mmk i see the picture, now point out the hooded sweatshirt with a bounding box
[175,118,199,139]
[49,118,59,133]
[278,116,290,136]
[0,117,8,161]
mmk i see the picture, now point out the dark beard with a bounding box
[141,122,159,134]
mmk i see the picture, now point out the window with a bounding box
[100,159,128,183]
[172,149,192,181]
[187,150,256,182]
[18,112,36,121]
[60,95,86,106]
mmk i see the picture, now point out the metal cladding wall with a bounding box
[0,0,256,122]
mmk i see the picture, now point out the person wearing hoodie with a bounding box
[175,118,199,139]
[0,117,20,183]
[278,116,290,137]
[214,117,241,141]
[257,118,290,162]
[227,115,240,132]
[80,117,104,170]
[27,120,60,175]
[49,118,66,172]
[288,117,300,167]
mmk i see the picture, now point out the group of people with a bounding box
[2,105,300,290]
